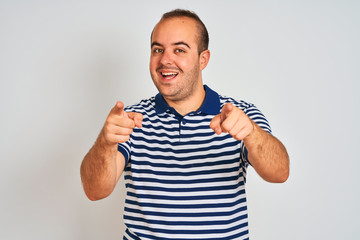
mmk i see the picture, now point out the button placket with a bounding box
[179,116,187,138]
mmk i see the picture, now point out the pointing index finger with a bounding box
[112,101,126,116]
[220,103,233,122]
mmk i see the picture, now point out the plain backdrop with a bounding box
[0,0,359,239]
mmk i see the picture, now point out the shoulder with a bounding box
[219,94,272,133]
[219,95,254,112]
[124,97,156,114]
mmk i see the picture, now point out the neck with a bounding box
[165,85,206,116]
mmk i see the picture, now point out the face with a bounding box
[150,17,210,103]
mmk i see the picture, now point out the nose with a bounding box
[160,50,173,65]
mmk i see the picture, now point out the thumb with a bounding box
[127,112,143,128]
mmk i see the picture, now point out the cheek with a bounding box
[149,58,157,71]
[176,58,190,71]
[181,58,198,73]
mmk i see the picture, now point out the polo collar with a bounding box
[155,85,221,116]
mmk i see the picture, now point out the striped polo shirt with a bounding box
[118,85,271,240]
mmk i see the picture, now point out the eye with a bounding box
[153,48,163,54]
[175,49,185,53]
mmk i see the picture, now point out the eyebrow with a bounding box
[151,42,162,48]
[174,41,191,49]
[151,41,191,49]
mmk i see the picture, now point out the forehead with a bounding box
[151,17,199,46]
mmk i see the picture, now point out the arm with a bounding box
[80,134,124,201]
[210,103,289,183]
[80,101,143,201]
[243,122,289,183]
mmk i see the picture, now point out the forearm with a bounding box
[244,122,289,183]
[80,129,120,200]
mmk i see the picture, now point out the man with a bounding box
[81,9,289,240]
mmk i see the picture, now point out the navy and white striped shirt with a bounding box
[118,85,271,240]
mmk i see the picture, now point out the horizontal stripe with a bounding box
[120,87,270,240]
[124,202,247,217]
[125,174,240,186]
[125,185,246,200]
[131,141,239,156]
[125,171,245,184]
[125,189,246,206]
[125,180,242,193]
[125,195,246,210]
[130,149,240,163]
[125,190,245,201]
[131,134,236,149]
[124,222,248,240]
[129,156,240,169]
[131,132,233,145]
[124,204,247,223]
[124,217,248,233]
[128,165,240,177]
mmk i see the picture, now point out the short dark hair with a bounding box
[159,9,209,54]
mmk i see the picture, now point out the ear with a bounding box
[199,49,210,71]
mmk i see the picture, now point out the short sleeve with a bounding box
[244,104,272,134]
[241,103,272,165]
[118,141,131,166]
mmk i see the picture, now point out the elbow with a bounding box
[86,193,100,201]
[278,156,290,183]
[281,168,290,183]
[263,173,289,183]
[273,170,289,183]
[81,175,115,201]
[268,154,290,183]
[83,186,113,201]
[264,166,290,183]
[80,165,116,201]
[86,192,109,201]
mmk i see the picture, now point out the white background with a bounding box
[1,0,359,239]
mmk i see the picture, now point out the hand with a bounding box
[102,101,143,145]
[210,103,254,140]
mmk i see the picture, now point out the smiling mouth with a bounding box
[160,72,178,80]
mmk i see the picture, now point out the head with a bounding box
[150,9,211,104]
[157,9,209,54]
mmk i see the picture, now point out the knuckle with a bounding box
[122,127,133,135]
[119,135,130,143]
[234,133,244,141]
[221,122,231,132]
[229,128,237,136]
[137,113,144,119]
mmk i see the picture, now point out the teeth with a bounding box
[162,72,177,76]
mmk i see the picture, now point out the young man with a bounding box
[81,9,289,240]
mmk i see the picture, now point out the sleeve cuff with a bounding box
[118,143,130,165]
[243,146,251,166]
